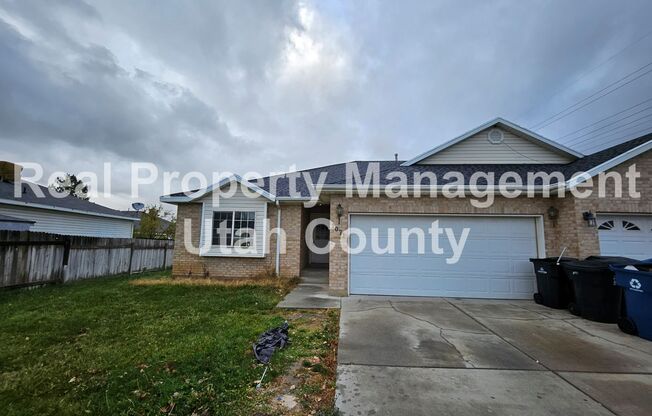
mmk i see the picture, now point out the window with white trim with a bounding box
[622,220,641,231]
[212,211,256,247]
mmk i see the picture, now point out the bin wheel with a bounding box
[617,317,638,336]
[533,293,544,305]
[568,302,581,316]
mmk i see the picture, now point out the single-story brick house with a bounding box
[161,118,652,299]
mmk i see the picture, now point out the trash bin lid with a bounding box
[585,256,638,264]
[529,257,577,263]
[563,259,623,272]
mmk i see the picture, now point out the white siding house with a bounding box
[0,162,137,238]
[0,203,135,238]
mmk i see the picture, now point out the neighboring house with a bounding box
[161,118,652,299]
[0,162,138,238]
[0,213,34,231]
[119,210,174,238]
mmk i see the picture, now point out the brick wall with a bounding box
[327,149,652,294]
[171,202,304,279]
[571,151,652,258]
[170,150,652,289]
[279,204,304,278]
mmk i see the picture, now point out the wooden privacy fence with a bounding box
[0,230,174,288]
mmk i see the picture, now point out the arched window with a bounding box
[623,221,640,231]
[598,220,614,230]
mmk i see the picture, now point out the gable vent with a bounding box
[487,128,504,144]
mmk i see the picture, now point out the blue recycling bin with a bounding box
[611,261,652,341]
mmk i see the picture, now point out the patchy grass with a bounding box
[0,271,339,415]
[130,276,300,291]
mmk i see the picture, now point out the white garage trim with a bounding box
[346,213,546,296]
[597,213,652,260]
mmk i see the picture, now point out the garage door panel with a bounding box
[598,214,652,260]
[512,259,536,274]
[349,215,538,299]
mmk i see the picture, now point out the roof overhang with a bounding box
[321,139,652,194]
[0,198,139,221]
[0,215,35,224]
[160,174,276,204]
[564,138,652,188]
[318,184,560,194]
[401,117,584,166]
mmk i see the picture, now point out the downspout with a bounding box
[275,200,281,277]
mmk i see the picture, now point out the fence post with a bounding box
[59,237,70,283]
[162,240,168,270]
[128,241,135,275]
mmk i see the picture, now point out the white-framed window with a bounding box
[622,220,641,231]
[211,210,256,248]
[199,189,268,258]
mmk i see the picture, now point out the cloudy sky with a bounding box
[2,0,652,212]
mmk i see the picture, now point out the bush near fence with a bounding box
[0,230,174,288]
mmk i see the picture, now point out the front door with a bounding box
[309,213,330,265]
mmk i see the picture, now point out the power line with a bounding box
[530,60,652,130]
[518,29,652,120]
[569,120,652,148]
[570,118,652,147]
[576,125,652,152]
[558,98,652,139]
[565,111,652,145]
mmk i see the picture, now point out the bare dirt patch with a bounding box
[251,309,340,415]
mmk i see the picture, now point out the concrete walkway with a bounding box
[336,296,652,416]
[276,268,341,309]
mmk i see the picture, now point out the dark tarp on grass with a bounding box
[253,322,289,364]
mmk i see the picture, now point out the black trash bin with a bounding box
[530,257,577,309]
[561,257,637,323]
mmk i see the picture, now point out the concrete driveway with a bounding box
[336,296,652,416]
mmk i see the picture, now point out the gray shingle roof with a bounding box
[162,133,652,199]
[0,181,136,220]
[257,133,652,196]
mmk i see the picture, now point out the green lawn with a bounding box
[0,271,338,415]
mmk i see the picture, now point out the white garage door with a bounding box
[598,214,652,260]
[349,215,540,299]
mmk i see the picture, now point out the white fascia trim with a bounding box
[319,184,560,194]
[498,118,584,159]
[0,198,140,221]
[401,117,583,166]
[159,196,192,203]
[563,139,652,188]
[275,196,313,202]
[160,174,276,203]
[324,137,652,194]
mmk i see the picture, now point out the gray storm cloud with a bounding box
[1,0,651,209]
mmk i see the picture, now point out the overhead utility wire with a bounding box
[531,61,652,130]
[569,118,652,148]
[574,125,652,151]
[518,29,652,120]
[565,111,652,145]
[558,97,652,139]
